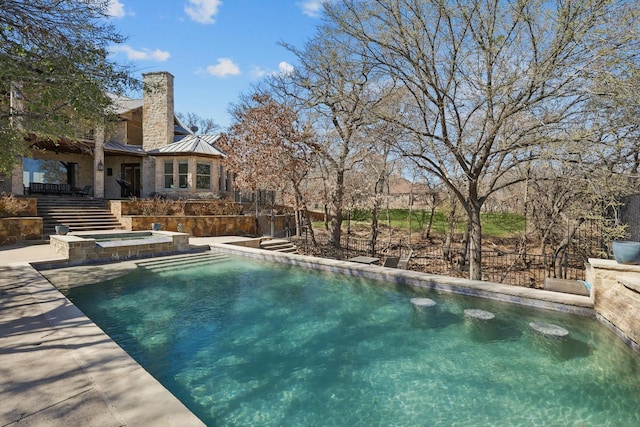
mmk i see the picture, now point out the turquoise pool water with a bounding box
[64,256,640,426]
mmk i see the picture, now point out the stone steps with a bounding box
[37,196,123,235]
[135,252,230,272]
[260,238,298,253]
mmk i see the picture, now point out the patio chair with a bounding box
[382,256,400,268]
[74,185,92,197]
[397,250,413,269]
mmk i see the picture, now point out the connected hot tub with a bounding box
[49,230,192,265]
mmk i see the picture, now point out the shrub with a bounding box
[129,195,185,216]
[0,192,31,218]
[128,196,243,216]
[189,200,243,215]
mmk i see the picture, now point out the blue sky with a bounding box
[106,0,328,129]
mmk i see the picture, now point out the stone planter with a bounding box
[55,225,69,235]
[612,240,640,265]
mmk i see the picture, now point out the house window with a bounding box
[164,161,174,189]
[196,163,211,189]
[178,160,189,189]
[225,170,231,191]
[218,164,224,191]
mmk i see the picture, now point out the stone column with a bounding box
[141,71,175,197]
[141,157,156,197]
[142,71,174,151]
[586,258,640,353]
[10,82,24,195]
[94,125,105,198]
[10,159,24,195]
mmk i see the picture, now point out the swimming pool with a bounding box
[63,255,640,426]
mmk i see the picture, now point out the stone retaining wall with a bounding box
[586,259,640,354]
[0,217,43,245]
[119,215,258,237]
[109,200,260,237]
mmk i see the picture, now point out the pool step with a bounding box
[260,238,298,253]
[136,252,230,272]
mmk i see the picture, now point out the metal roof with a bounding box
[106,93,143,115]
[148,134,226,157]
[174,117,194,135]
[104,141,146,156]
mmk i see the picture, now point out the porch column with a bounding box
[94,125,105,198]
[10,157,24,195]
[141,156,156,197]
[10,82,24,195]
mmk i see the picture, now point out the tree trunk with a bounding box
[330,171,345,249]
[468,205,483,281]
[369,172,386,256]
[370,205,379,256]
[323,204,330,230]
[293,185,317,246]
[443,193,458,263]
[408,186,413,246]
[302,206,318,247]
[425,202,436,240]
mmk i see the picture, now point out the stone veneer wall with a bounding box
[109,200,261,237]
[119,215,258,237]
[142,71,174,150]
[0,198,41,245]
[0,217,43,245]
[142,72,174,197]
[586,258,640,353]
[49,231,191,264]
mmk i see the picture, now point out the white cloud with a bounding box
[277,61,294,75]
[249,62,294,80]
[206,58,241,77]
[250,66,267,79]
[185,0,222,24]
[110,45,170,62]
[298,0,329,17]
[106,0,126,18]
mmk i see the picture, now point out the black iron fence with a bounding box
[291,233,587,288]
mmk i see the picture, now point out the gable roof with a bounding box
[104,140,146,156]
[106,93,143,115]
[174,117,193,136]
[147,134,226,158]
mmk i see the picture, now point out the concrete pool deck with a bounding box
[0,237,595,426]
[0,240,210,426]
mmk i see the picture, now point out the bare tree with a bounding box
[526,160,627,277]
[176,112,220,134]
[323,0,639,279]
[223,89,317,242]
[278,32,391,250]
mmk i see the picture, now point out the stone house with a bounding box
[3,71,232,199]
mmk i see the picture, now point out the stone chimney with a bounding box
[142,71,174,150]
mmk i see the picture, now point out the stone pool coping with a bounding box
[211,243,595,317]
[0,261,205,427]
[0,237,594,426]
[48,229,193,265]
